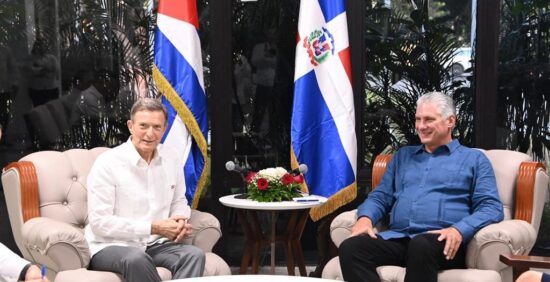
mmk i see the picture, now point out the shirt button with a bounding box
[62,201,68,206]
[72,176,77,181]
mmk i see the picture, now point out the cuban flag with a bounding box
[292,0,357,221]
[153,0,208,209]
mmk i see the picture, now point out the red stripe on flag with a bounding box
[339,47,352,83]
[158,0,199,29]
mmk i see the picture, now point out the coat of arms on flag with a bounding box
[303,27,335,66]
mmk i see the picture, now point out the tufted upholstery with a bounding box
[2,148,231,281]
[322,150,548,282]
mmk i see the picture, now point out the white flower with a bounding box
[257,167,288,179]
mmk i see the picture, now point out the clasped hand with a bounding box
[152,215,193,243]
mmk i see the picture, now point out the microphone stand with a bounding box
[226,161,249,199]
[234,171,249,199]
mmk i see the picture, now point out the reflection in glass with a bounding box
[231,0,299,171]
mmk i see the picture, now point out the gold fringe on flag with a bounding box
[152,65,209,209]
[290,145,357,222]
[309,182,356,222]
[290,145,309,194]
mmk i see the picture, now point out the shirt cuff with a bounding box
[357,208,381,225]
[136,221,151,236]
[18,263,32,282]
[452,222,474,243]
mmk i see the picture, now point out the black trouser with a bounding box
[339,233,466,282]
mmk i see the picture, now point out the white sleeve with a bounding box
[169,163,191,219]
[87,157,151,239]
[0,243,29,281]
[167,135,191,219]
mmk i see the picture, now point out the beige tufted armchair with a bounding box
[1,147,231,282]
[322,150,548,282]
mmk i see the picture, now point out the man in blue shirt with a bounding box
[339,92,504,282]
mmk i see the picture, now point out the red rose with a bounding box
[293,174,304,184]
[256,178,269,190]
[281,173,294,185]
[245,172,257,184]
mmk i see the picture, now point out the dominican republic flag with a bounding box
[291,0,357,221]
[153,0,208,209]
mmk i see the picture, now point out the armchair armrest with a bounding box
[21,217,90,272]
[466,219,536,271]
[184,210,222,252]
[329,209,387,247]
[330,210,357,247]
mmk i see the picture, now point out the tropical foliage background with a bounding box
[362,0,474,166]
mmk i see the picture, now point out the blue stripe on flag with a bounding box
[184,142,201,202]
[154,28,208,136]
[161,97,177,143]
[317,0,346,23]
[291,71,355,196]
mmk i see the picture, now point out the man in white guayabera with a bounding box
[85,98,204,281]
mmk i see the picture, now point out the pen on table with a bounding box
[295,199,319,202]
[41,264,46,280]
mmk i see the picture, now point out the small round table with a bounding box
[219,194,326,276]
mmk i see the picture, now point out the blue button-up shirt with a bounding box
[357,140,504,243]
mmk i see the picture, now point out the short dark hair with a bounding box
[130,98,168,122]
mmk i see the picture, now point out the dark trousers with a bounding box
[89,242,205,282]
[339,233,466,282]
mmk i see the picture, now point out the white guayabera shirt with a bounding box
[85,139,190,256]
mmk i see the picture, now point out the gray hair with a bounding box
[130,98,168,122]
[417,92,456,119]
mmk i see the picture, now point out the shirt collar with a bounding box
[124,138,162,166]
[415,139,461,154]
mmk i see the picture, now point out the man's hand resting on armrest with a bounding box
[351,216,377,239]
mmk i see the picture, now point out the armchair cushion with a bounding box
[22,217,90,272]
[322,257,502,282]
[330,210,356,247]
[466,219,536,270]
[185,210,223,252]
